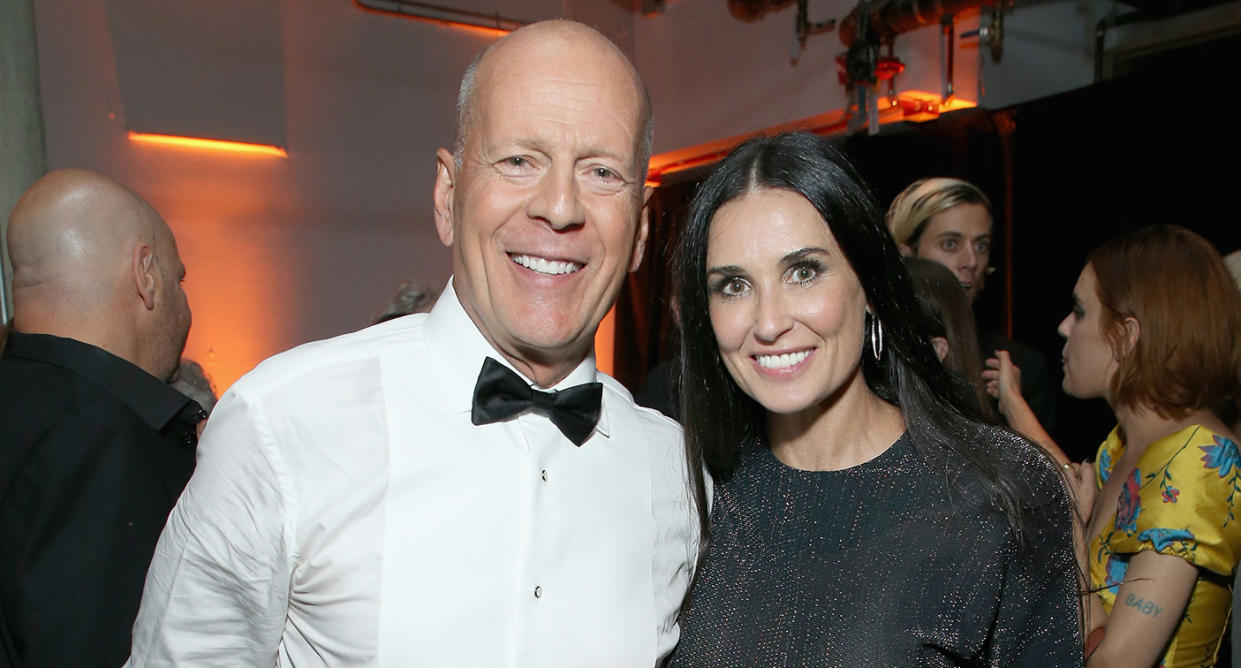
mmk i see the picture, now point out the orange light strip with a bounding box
[352,0,515,37]
[128,132,288,158]
[646,90,975,186]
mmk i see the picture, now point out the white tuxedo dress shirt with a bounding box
[128,280,701,666]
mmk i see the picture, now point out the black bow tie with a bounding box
[471,357,603,446]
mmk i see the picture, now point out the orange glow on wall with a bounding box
[128,132,288,158]
[647,90,976,185]
[438,23,508,38]
[180,251,285,395]
[125,139,291,393]
[595,305,616,377]
[143,171,300,395]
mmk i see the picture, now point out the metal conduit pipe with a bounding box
[839,0,987,46]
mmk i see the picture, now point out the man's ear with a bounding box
[433,148,457,247]
[625,185,655,273]
[897,242,914,257]
[627,187,653,274]
[132,243,157,310]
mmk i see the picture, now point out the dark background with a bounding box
[613,63,1241,462]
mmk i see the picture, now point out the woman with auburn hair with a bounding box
[668,132,1080,666]
[993,225,1241,666]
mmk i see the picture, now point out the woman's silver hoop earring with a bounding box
[870,316,884,361]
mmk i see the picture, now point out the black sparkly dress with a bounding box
[671,431,1082,667]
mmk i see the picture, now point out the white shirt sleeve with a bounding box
[128,389,295,666]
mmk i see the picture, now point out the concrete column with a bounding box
[0,0,48,324]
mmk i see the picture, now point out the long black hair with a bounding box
[904,256,998,424]
[675,132,1048,548]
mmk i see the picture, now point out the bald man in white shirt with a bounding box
[128,20,701,667]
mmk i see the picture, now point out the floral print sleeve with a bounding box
[1110,427,1241,572]
[1094,435,1115,488]
[1088,425,1241,667]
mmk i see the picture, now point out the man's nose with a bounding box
[960,246,978,269]
[527,164,585,230]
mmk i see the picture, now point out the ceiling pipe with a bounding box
[839,0,988,46]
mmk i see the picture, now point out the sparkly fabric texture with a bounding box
[672,430,1082,667]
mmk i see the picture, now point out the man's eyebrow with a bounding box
[502,138,548,154]
[571,140,627,159]
[579,147,639,176]
[499,137,630,159]
[492,140,637,173]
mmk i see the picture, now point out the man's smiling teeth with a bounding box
[511,254,581,275]
[756,351,810,369]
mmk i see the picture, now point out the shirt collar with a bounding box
[424,278,610,438]
[3,330,198,431]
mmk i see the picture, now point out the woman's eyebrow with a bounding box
[780,247,829,266]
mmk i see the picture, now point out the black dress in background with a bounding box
[672,431,1082,667]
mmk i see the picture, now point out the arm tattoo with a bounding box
[1123,593,1164,617]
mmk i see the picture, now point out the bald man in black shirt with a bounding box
[0,170,202,667]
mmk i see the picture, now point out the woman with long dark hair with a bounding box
[669,132,1080,665]
[905,256,997,423]
[991,226,1241,666]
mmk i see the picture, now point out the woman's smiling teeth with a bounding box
[511,254,582,276]
[755,350,811,370]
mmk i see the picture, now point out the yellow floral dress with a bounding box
[1089,424,1241,667]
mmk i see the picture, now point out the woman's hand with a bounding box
[1070,460,1097,524]
[983,350,1072,467]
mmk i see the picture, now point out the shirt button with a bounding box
[180,433,196,447]
[540,469,548,482]
[533,586,543,599]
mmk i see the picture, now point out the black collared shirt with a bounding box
[0,332,203,667]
